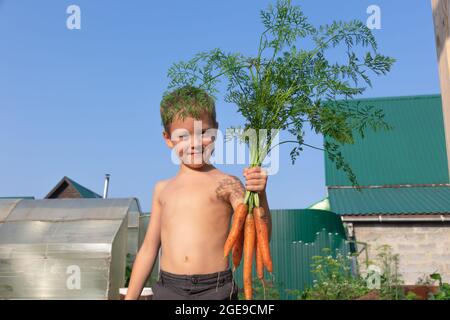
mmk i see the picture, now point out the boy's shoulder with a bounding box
[153,178,173,194]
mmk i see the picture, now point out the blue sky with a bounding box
[0,0,441,212]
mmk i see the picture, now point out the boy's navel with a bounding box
[184,256,189,262]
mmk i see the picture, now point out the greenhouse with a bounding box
[0,198,140,299]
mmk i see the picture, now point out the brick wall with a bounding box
[349,222,450,284]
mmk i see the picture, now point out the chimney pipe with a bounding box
[103,174,110,199]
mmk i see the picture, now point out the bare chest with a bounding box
[159,179,232,221]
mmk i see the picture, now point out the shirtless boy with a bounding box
[125,85,271,300]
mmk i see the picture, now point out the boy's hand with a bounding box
[243,166,267,194]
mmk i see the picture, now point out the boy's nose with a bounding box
[190,144,201,152]
[191,132,203,146]
[189,139,202,152]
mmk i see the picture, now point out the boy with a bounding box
[125,86,271,300]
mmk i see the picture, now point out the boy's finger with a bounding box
[246,179,265,186]
[244,167,266,179]
[245,185,261,191]
[245,167,261,175]
[253,169,267,179]
[246,172,267,179]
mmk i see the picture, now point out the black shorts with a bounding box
[152,268,239,300]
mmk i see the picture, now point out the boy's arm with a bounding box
[227,175,246,211]
[125,181,164,300]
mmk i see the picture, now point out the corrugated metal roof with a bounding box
[325,94,449,186]
[329,186,450,215]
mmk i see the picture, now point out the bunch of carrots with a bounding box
[223,190,272,300]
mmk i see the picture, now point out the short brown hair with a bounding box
[160,85,217,133]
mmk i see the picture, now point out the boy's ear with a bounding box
[162,131,174,148]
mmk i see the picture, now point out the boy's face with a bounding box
[163,111,218,169]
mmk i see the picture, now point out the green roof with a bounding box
[325,94,449,186]
[329,186,450,215]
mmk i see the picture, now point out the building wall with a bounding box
[350,222,450,284]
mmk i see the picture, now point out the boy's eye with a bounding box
[178,135,189,140]
[202,129,217,141]
[202,133,216,141]
[171,135,187,143]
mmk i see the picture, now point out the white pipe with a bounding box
[103,174,110,199]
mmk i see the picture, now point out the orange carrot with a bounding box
[243,212,256,300]
[256,239,264,280]
[254,206,272,273]
[224,203,248,258]
[232,228,244,271]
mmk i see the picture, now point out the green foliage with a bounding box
[300,248,370,300]
[125,253,133,287]
[429,273,450,300]
[405,291,418,300]
[288,245,409,300]
[166,0,395,187]
[374,245,404,300]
